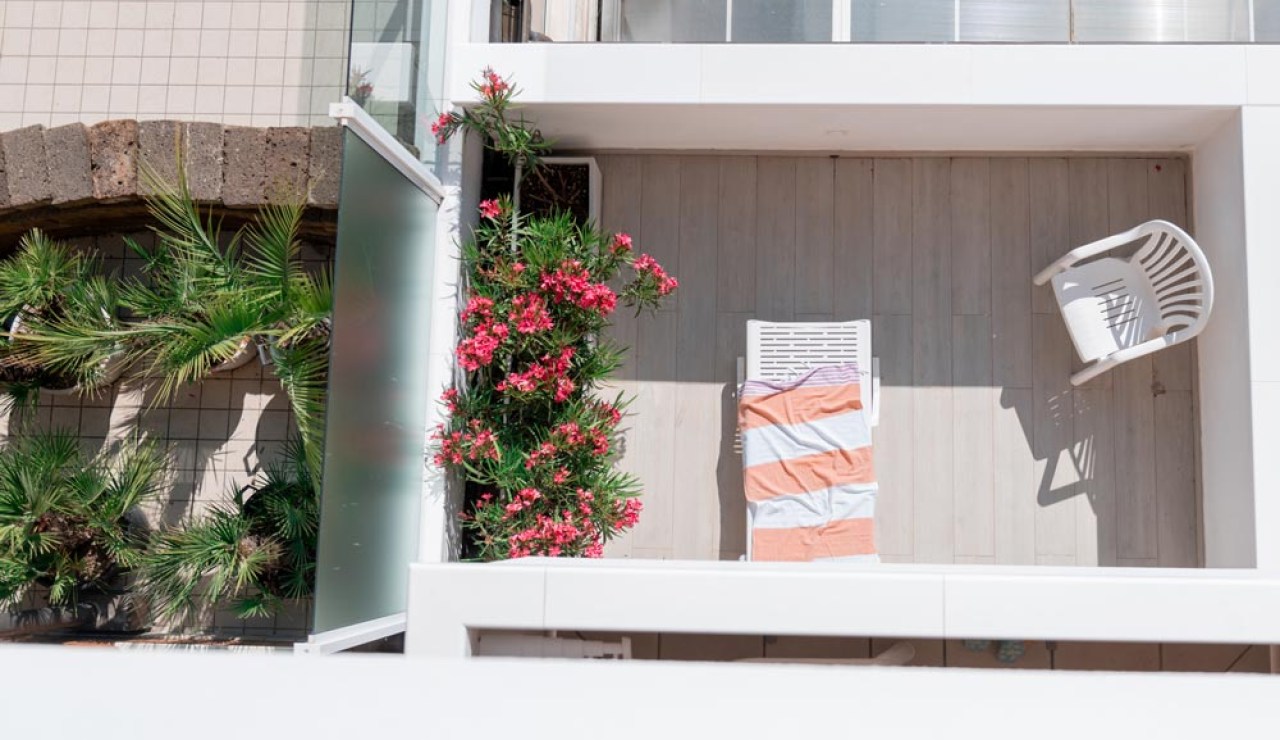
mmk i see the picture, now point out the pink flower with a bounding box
[594,401,623,427]
[584,542,604,558]
[466,421,500,461]
[511,293,554,334]
[633,254,659,272]
[431,112,453,144]
[479,199,502,220]
[540,260,592,304]
[617,498,642,528]
[525,441,557,470]
[456,319,506,371]
[479,67,510,100]
[441,388,460,413]
[577,283,617,316]
[461,296,494,323]
[553,467,570,485]
[589,428,610,456]
[553,376,576,402]
[432,428,466,467]
[633,253,679,297]
[612,233,633,254]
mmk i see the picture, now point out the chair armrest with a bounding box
[1070,336,1174,386]
[1108,335,1176,366]
[1032,223,1150,286]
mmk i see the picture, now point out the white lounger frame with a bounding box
[737,319,880,561]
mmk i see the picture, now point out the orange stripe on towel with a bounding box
[739,383,863,431]
[743,447,876,501]
[752,517,877,561]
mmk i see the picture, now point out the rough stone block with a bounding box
[221,126,266,207]
[182,122,224,202]
[44,123,94,205]
[1,125,53,207]
[137,119,182,195]
[87,120,139,200]
[264,127,310,204]
[307,125,342,208]
[0,132,9,209]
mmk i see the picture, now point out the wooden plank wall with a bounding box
[596,153,1199,567]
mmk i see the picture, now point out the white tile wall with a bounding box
[0,0,350,129]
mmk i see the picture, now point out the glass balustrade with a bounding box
[511,0,1280,43]
[347,0,449,165]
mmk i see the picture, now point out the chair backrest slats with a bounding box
[1128,221,1213,335]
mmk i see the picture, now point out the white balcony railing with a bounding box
[517,0,1277,44]
[406,558,1280,658]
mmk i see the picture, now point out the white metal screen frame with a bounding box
[294,98,447,656]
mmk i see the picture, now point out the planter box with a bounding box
[520,156,601,226]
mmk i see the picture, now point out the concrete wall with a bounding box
[1192,114,1257,568]
[1240,106,1280,571]
[0,0,351,129]
[4,644,1280,738]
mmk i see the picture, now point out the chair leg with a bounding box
[1069,358,1115,387]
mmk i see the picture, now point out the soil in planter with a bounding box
[0,355,77,391]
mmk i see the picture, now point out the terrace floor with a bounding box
[598,152,1200,567]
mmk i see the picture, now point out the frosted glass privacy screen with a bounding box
[312,131,436,633]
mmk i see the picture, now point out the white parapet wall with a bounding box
[406,559,1280,658]
[3,645,1279,737]
[1193,113,1255,568]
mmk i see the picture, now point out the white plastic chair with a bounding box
[1033,219,1213,387]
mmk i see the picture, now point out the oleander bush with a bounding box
[432,70,677,560]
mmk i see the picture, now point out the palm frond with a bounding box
[141,508,250,620]
[269,342,329,482]
[140,438,317,620]
[0,432,157,608]
[8,275,126,390]
[103,437,169,518]
[115,301,267,403]
[242,200,305,306]
[0,229,88,320]
[0,380,41,422]
[277,269,333,346]
[137,162,238,285]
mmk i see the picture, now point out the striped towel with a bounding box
[739,363,878,562]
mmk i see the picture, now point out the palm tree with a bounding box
[0,230,123,411]
[0,432,168,609]
[139,437,318,620]
[14,169,333,480]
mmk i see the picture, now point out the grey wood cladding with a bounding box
[597,153,1199,567]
